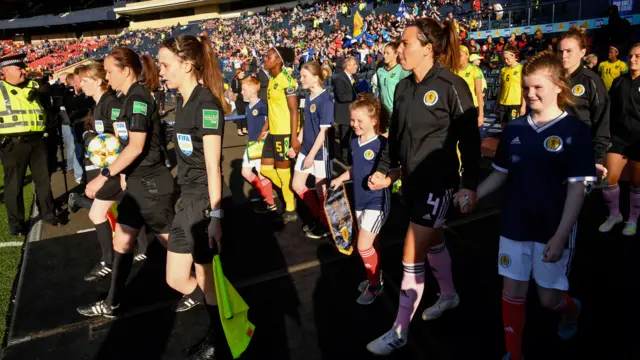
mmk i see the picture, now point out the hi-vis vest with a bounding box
[0,80,45,135]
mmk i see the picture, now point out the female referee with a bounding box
[366,18,481,355]
[158,35,229,359]
[468,51,595,360]
[600,43,640,236]
[77,48,175,317]
[76,61,123,282]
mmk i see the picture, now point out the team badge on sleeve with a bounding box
[132,101,147,115]
[499,253,511,268]
[177,133,193,156]
[424,90,438,106]
[364,149,375,160]
[111,108,121,120]
[571,84,585,96]
[544,135,563,152]
[202,109,220,129]
[310,104,317,113]
[252,109,258,116]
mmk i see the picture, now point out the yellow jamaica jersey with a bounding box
[499,63,523,106]
[598,60,628,91]
[267,69,298,135]
[455,64,485,107]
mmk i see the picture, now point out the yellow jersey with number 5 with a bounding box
[499,63,523,106]
[267,69,298,135]
[598,60,628,91]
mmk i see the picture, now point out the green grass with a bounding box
[0,166,34,342]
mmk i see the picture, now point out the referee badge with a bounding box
[499,253,511,268]
[571,84,585,97]
[94,120,104,134]
[114,121,128,141]
[252,109,258,116]
[177,133,193,156]
[364,149,375,160]
[544,135,563,152]
[424,90,438,106]
[310,104,317,113]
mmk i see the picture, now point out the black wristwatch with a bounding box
[100,167,113,179]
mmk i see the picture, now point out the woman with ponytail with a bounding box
[78,48,176,318]
[157,35,229,359]
[366,18,481,355]
[75,61,123,283]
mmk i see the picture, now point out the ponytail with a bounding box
[199,35,231,115]
[162,35,230,115]
[140,55,160,92]
[439,20,461,71]
[410,18,460,71]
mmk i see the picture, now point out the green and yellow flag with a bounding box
[213,255,255,359]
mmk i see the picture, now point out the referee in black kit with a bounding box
[0,54,62,236]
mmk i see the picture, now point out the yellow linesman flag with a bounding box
[213,255,255,359]
[353,10,364,38]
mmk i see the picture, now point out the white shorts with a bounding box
[242,151,261,170]
[294,152,331,179]
[498,236,575,291]
[355,209,388,234]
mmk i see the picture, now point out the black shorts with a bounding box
[86,169,124,202]
[168,191,215,264]
[404,186,456,228]
[609,137,640,162]
[497,105,521,125]
[117,168,175,234]
[262,134,291,162]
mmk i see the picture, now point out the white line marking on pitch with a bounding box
[77,228,96,234]
[0,242,23,248]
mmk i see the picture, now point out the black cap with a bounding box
[0,54,27,69]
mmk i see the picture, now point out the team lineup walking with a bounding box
[1,1,638,359]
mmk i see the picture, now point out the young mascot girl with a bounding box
[289,61,333,239]
[463,51,596,360]
[331,94,394,305]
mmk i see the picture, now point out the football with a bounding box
[87,133,122,168]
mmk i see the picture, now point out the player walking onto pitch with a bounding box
[76,62,123,282]
[366,18,481,355]
[598,45,628,91]
[496,44,527,127]
[330,94,395,305]
[599,43,640,236]
[466,51,595,360]
[289,62,333,239]
[558,26,610,183]
[260,47,300,223]
[240,76,276,213]
[158,35,230,360]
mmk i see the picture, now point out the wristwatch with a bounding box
[206,209,224,219]
[100,167,112,179]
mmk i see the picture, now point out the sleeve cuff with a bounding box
[319,124,332,128]
[568,176,598,182]
[492,163,508,173]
